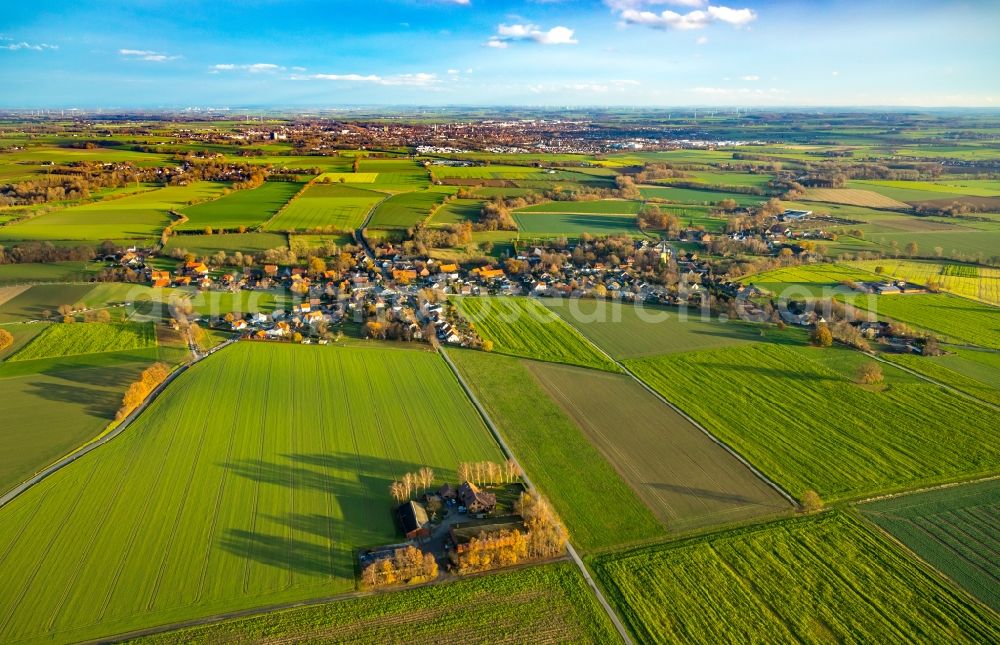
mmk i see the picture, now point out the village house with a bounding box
[457,481,497,515]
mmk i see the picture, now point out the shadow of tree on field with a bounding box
[25,380,120,418]
[219,528,348,578]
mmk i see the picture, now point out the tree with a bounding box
[904,241,919,257]
[481,339,494,352]
[0,328,12,352]
[389,481,405,503]
[457,462,471,483]
[62,315,75,324]
[801,490,823,513]
[856,361,884,385]
[811,323,832,347]
[292,332,303,343]
[418,467,434,492]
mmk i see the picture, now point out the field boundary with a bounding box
[438,346,635,645]
[866,350,1000,412]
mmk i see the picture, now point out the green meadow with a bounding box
[0,342,504,643]
[176,181,304,231]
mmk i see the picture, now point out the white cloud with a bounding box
[696,35,709,44]
[489,23,578,47]
[212,63,285,73]
[0,40,57,51]
[613,4,756,30]
[740,74,759,81]
[119,48,179,62]
[291,72,439,87]
[706,5,756,26]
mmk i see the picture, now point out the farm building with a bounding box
[781,209,812,221]
[437,483,457,500]
[458,482,497,514]
[449,517,525,554]
[397,500,431,539]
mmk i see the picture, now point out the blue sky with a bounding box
[1,0,998,108]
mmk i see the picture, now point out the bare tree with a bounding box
[418,467,434,492]
[458,462,471,483]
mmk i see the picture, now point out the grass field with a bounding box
[513,212,642,237]
[176,182,303,232]
[0,183,229,242]
[0,284,96,322]
[638,185,764,207]
[880,351,1000,407]
[847,180,968,204]
[526,361,791,532]
[0,262,102,285]
[626,342,999,502]
[315,172,378,183]
[130,563,620,644]
[847,259,1000,305]
[264,184,384,232]
[0,348,160,495]
[593,512,999,644]
[516,199,642,215]
[840,292,1000,349]
[746,263,879,298]
[162,232,287,257]
[0,342,504,643]
[0,321,48,361]
[452,296,618,371]
[367,190,450,229]
[860,479,1000,613]
[800,187,909,209]
[448,349,665,550]
[543,298,793,360]
[358,159,430,192]
[427,198,482,228]
[8,322,156,361]
[77,283,291,319]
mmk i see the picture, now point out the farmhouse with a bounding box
[458,481,497,514]
[397,500,431,539]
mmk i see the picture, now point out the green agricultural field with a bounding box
[452,296,618,371]
[129,563,620,644]
[847,180,968,204]
[315,172,378,183]
[0,261,102,285]
[516,199,642,215]
[77,283,290,319]
[513,212,641,237]
[0,284,95,322]
[543,298,796,360]
[880,351,1000,407]
[427,198,482,228]
[367,189,450,229]
[0,350,158,495]
[840,292,1000,350]
[448,349,665,550]
[358,159,430,192]
[526,361,791,532]
[0,342,504,643]
[594,512,998,644]
[678,170,773,188]
[847,259,1000,305]
[860,479,1000,613]
[0,321,48,361]
[9,322,156,361]
[800,187,910,209]
[265,184,384,232]
[163,232,287,257]
[0,183,229,242]
[431,165,552,181]
[639,185,764,207]
[747,263,879,298]
[176,181,304,232]
[626,342,999,502]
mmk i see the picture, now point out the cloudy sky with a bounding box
[1,0,997,108]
